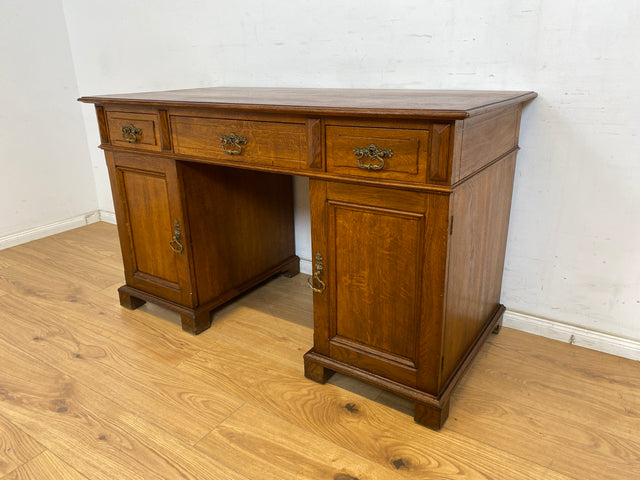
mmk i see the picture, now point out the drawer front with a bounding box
[106,111,162,152]
[171,116,307,169]
[326,125,430,183]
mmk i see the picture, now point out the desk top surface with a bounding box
[79,87,536,119]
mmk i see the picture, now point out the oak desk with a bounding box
[79,87,536,429]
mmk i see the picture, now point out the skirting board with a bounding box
[299,259,312,275]
[1,209,312,275]
[0,210,115,250]
[504,310,640,362]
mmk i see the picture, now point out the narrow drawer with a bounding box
[326,125,430,183]
[171,116,308,169]
[106,111,162,152]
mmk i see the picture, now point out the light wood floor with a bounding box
[0,222,638,479]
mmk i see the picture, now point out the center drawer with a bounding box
[171,116,308,169]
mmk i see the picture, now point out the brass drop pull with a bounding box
[122,124,142,143]
[307,252,326,294]
[353,143,393,171]
[220,132,247,155]
[169,220,184,254]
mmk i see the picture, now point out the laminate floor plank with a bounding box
[0,263,205,367]
[0,337,248,480]
[1,223,638,480]
[236,274,314,329]
[197,403,407,480]
[48,223,123,260]
[462,330,640,439]
[486,328,640,399]
[0,253,18,269]
[202,303,313,373]
[0,240,123,291]
[1,451,88,480]
[448,380,640,480]
[0,295,244,445]
[178,340,576,480]
[0,415,45,477]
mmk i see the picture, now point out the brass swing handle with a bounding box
[169,220,184,254]
[307,252,326,294]
[220,132,247,155]
[353,143,393,171]
[122,124,142,143]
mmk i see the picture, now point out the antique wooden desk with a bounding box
[79,87,536,429]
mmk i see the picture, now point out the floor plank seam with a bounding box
[193,400,248,448]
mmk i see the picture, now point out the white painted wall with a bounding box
[0,1,97,240]
[60,0,639,343]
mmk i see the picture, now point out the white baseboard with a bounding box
[98,210,117,224]
[504,310,640,361]
[299,258,312,275]
[0,211,102,250]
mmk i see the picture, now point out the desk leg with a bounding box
[414,400,450,430]
[118,288,146,310]
[492,315,504,334]
[281,256,301,277]
[181,310,212,335]
[304,354,335,384]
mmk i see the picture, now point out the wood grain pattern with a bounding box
[428,122,453,183]
[0,295,243,444]
[196,404,407,480]
[1,451,87,480]
[0,249,210,369]
[0,224,638,479]
[325,124,429,183]
[465,330,640,439]
[80,87,537,119]
[454,104,521,182]
[171,115,307,169]
[178,339,575,480]
[0,337,247,480]
[0,415,44,477]
[442,153,517,382]
[180,162,296,305]
[108,152,192,305]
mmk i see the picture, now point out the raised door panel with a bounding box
[310,180,441,387]
[106,152,192,306]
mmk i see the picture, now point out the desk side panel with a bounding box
[441,153,517,384]
[452,104,522,183]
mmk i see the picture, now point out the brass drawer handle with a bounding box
[169,220,184,254]
[122,124,142,143]
[307,252,326,294]
[220,132,247,155]
[353,143,393,171]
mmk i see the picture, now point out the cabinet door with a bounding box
[106,151,193,306]
[309,180,449,390]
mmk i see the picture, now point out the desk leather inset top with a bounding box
[80,87,536,429]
